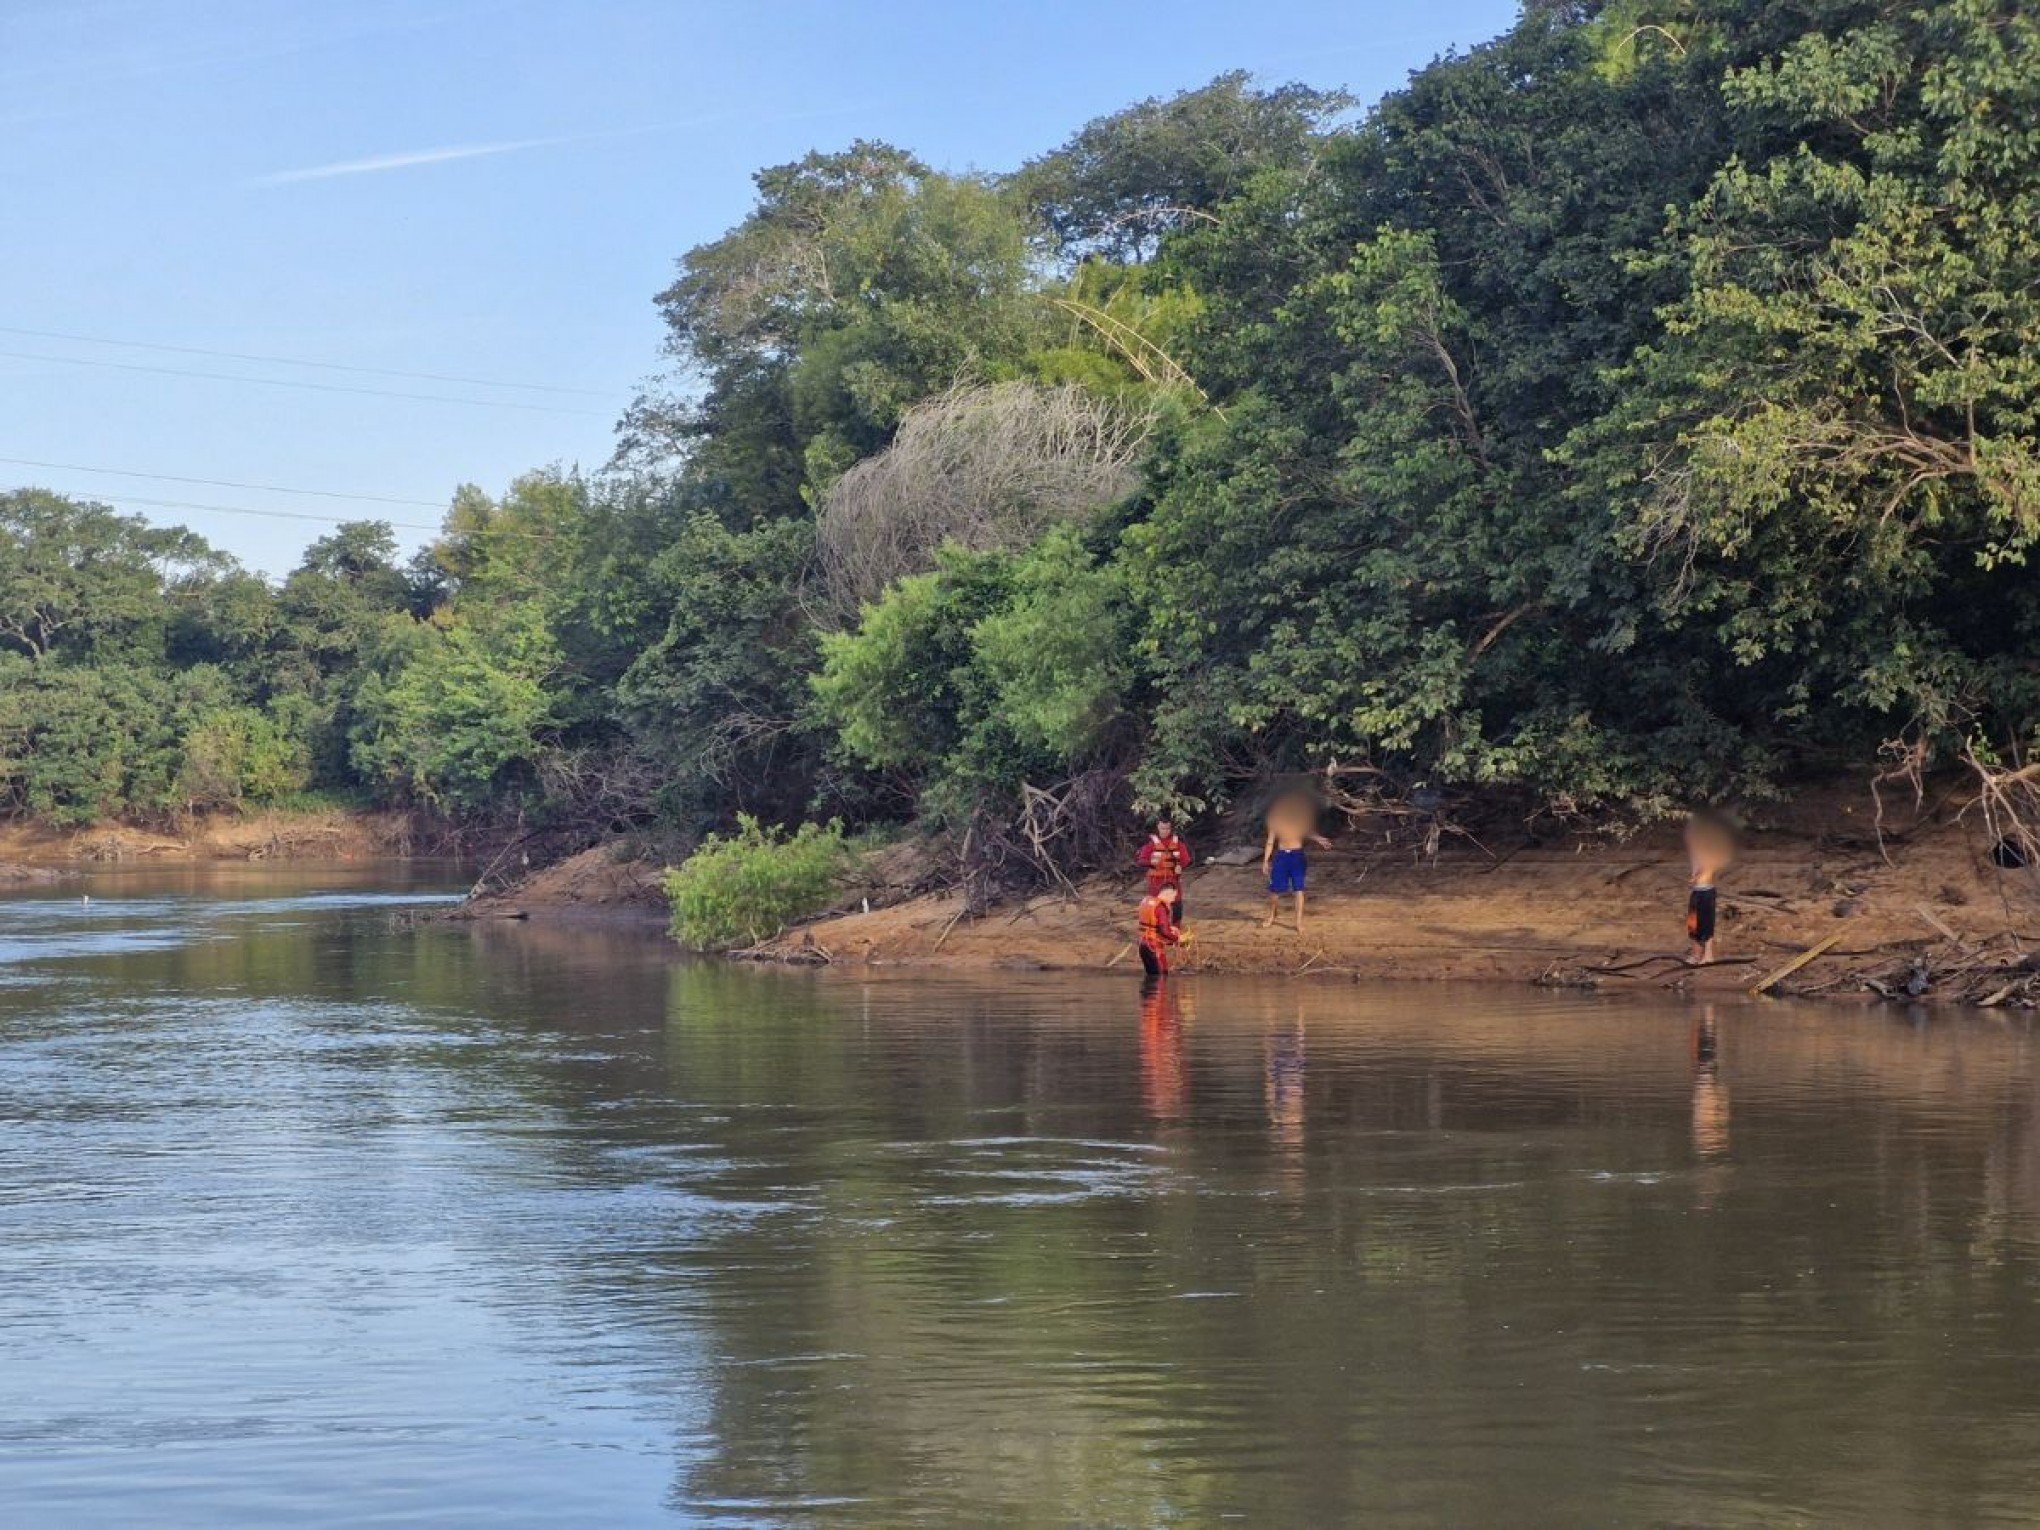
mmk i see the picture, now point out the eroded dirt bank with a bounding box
[447,842,667,921]
[759,790,2039,1006]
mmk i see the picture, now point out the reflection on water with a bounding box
[4,868,2040,1526]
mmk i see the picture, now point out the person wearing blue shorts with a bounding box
[1263,808,1332,933]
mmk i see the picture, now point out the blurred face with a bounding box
[1269,789,1320,838]
[1160,886,1178,906]
[1158,821,1174,838]
[1685,814,1735,867]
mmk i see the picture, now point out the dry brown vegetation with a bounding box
[813,382,1155,619]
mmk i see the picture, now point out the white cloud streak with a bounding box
[250,136,573,186]
[249,104,872,190]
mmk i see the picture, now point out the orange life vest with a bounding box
[1140,834,1190,880]
[1138,895,1180,949]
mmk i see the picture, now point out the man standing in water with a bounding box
[1684,812,1733,965]
[1136,818,1193,922]
[1137,884,1184,977]
[1263,791,1332,933]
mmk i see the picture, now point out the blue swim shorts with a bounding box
[1268,848,1307,894]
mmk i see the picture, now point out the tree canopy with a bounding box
[6,4,2035,865]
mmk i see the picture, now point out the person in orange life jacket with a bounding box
[1136,818,1192,922]
[1137,884,1184,977]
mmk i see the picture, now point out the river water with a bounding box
[4,867,2040,1527]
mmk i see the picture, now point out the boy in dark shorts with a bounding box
[1684,812,1732,965]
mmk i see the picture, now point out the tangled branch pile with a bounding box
[815,382,1154,619]
[958,769,1131,915]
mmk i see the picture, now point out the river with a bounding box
[3,866,2040,1526]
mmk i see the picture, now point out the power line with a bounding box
[0,348,611,417]
[0,323,611,398]
[79,492,442,533]
[0,455,444,509]
[35,489,563,544]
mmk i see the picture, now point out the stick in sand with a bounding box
[1915,904,1967,949]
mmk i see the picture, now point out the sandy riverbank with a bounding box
[439,784,2040,1006]
[760,790,2038,1006]
[0,809,418,871]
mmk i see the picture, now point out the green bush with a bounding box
[348,609,560,814]
[178,706,313,812]
[664,816,850,950]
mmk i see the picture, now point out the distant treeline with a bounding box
[5,0,2035,863]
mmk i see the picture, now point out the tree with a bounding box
[178,705,312,812]
[1126,5,1737,811]
[421,471,588,609]
[0,489,217,661]
[811,551,1014,782]
[350,609,560,815]
[1583,0,2040,769]
[1014,72,1353,262]
[972,525,1132,763]
[622,142,1043,508]
[612,510,823,827]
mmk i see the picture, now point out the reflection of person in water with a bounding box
[1265,1005,1307,1170]
[1691,1007,1730,1207]
[1139,976,1188,1122]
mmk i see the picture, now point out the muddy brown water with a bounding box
[4,866,2040,1527]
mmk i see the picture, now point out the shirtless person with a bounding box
[1684,812,1733,965]
[1263,791,1333,933]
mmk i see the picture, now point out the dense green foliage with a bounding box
[664,817,850,949]
[5,1,2035,860]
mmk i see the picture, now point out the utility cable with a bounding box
[0,455,443,509]
[0,323,609,397]
[48,490,563,543]
[0,348,610,417]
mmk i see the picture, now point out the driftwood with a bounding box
[1749,933,1846,994]
[1585,953,1756,977]
[1854,932,2040,1007]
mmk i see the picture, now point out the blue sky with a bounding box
[2,0,1520,575]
